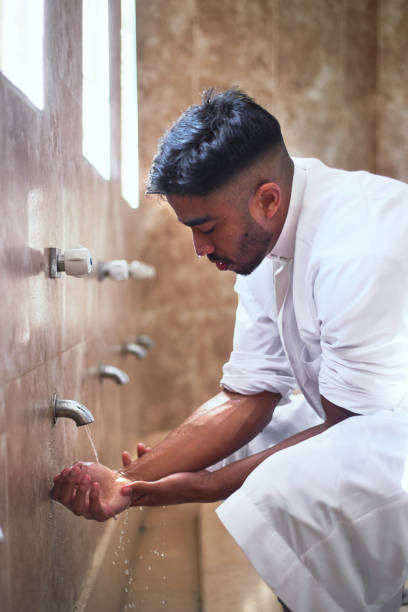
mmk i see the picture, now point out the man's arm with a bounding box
[205,395,357,499]
[119,389,281,482]
[50,389,281,520]
[124,395,357,506]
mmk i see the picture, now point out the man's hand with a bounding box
[122,470,220,507]
[121,442,151,468]
[51,462,133,522]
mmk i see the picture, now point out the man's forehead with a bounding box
[178,214,217,227]
[167,192,224,225]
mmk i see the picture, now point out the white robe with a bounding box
[215,158,408,612]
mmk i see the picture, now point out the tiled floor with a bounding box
[200,502,282,612]
[123,504,201,611]
[121,499,281,612]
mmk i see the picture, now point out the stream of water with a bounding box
[84,424,100,463]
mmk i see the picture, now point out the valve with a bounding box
[128,260,156,279]
[50,246,92,278]
[98,259,129,281]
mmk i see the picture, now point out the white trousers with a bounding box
[215,396,408,612]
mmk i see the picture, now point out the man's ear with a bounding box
[249,182,281,222]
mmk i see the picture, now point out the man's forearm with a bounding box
[120,390,281,482]
[210,401,358,501]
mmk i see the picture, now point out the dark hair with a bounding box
[146,88,283,197]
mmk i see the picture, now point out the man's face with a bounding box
[167,186,274,276]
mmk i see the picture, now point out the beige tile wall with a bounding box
[1,0,406,610]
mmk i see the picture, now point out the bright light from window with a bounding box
[121,0,139,208]
[82,0,110,180]
[0,0,44,110]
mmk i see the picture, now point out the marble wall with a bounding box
[377,0,408,180]
[1,1,407,610]
[0,2,151,610]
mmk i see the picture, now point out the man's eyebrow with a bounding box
[179,215,216,228]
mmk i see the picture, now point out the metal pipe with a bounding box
[99,364,130,385]
[135,334,155,349]
[122,343,147,359]
[52,393,94,427]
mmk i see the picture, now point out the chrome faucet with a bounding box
[122,342,147,359]
[99,364,130,385]
[135,334,155,349]
[52,393,94,427]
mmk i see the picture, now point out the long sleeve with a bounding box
[221,267,297,399]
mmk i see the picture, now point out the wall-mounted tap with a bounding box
[99,364,130,385]
[129,260,156,279]
[122,342,147,359]
[97,259,129,281]
[49,246,92,278]
[97,259,156,281]
[52,393,94,426]
[135,334,155,350]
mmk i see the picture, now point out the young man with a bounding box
[52,89,408,611]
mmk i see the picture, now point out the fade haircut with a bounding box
[146,88,283,197]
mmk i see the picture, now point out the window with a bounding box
[120,0,139,208]
[0,0,44,110]
[82,0,111,180]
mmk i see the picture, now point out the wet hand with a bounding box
[51,462,133,522]
[122,470,220,507]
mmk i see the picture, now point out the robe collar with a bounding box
[267,158,307,262]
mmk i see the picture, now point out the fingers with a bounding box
[121,444,151,467]
[122,480,157,506]
[121,451,132,467]
[51,465,93,518]
[71,474,91,516]
[51,467,69,501]
[51,465,83,507]
[137,443,151,458]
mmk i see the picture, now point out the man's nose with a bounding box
[192,230,215,257]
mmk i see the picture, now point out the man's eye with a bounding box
[201,227,215,234]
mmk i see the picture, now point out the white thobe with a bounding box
[215,158,408,612]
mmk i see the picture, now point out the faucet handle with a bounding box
[50,246,93,278]
[98,259,129,281]
[128,260,156,279]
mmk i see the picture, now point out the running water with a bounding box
[84,424,100,463]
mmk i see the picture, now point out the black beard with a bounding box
[235,217,271,275]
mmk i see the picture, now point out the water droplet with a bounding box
[148,565,151,571]
[124,587,128,593]
[160,553,165,558]
[139,555,143,560]
[161,600,167,606]
[125,559,129,564]
[145,585,149,591]
[124,569,130,575]
[112,561,116,565]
